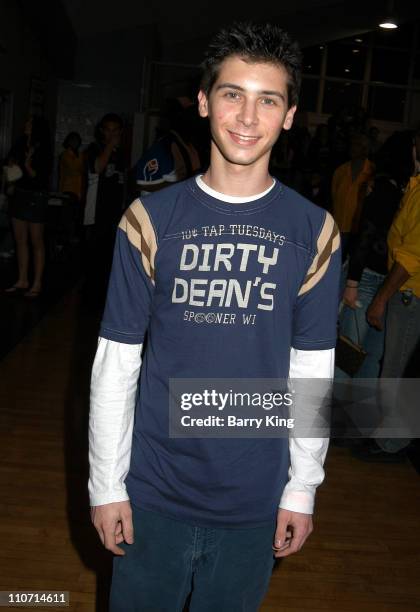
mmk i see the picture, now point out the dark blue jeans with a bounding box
[110,505,276,612]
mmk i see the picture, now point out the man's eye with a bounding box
[226,92,240,99]
[261,98,276,105]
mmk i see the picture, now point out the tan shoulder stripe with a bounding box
[118,199,157,283]
[298,214,340,296]
[304,223,339,284]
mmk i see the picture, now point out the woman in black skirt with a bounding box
[5,115,52,297]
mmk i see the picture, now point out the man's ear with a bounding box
[198,90,209,118]
[283,105,297,131]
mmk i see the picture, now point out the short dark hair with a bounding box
[63,131,82,149]
[99,113,124,129]
[200,22,302,108]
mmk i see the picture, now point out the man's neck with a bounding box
[202,151,273,197]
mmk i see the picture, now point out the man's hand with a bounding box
[273,508,313,558]
[91,500,134,556]
[343,286,359,309]
[366,296,386,330]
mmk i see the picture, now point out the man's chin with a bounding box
[212,141,271,168]
[222,153,265,167]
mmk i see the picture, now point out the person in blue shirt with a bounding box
[134,98,203,194]
[89,22,340,611]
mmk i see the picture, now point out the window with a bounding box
[296,21,420,126]
[323,81,362,114]
[299,78,319,112]
[371,48,410,85]
[302,46,323,75]
[367,86,406,122]
[327,42,367,80]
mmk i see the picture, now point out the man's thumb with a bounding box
[274,516,288,549]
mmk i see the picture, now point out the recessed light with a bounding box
[379,21,398,29]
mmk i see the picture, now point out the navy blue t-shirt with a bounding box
[100,177,341,528]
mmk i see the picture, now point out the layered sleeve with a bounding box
[280,212,341,514]
[88,199,157,505]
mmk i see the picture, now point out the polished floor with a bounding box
[0,275,420,611]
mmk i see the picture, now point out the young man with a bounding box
[83,113,127,297]
[84,113,126,229]
[89,23,341,610]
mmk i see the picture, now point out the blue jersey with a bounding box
[135,135,176,186]
[135,131,197,188]
[100,177,341,527]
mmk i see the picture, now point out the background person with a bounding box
[338,131,416,379]
[134,98,203,195]
[59,131,84,202]
[331,133,374,261]
[5,115,52,298]
[353,146,420,461]
[83,113,127,300]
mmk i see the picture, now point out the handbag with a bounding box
[335,306,367,376]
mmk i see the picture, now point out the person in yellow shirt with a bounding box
[331,134,374,260]
[59,132,84,201]
[368,174,420,330]
[355,169,420,460]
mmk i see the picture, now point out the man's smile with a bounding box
[227,131,261,145]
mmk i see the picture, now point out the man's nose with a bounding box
[236,99,258,127]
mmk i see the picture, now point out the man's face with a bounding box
[101,121,122,145]
[198,55,296,170]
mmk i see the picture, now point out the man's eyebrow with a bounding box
[216,83,286,101]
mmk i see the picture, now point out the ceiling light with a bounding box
[354,38,363,43]
[379,20,398,29]
[379,0,398,29]
[344,68,350,73]
[352,49,360,53]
